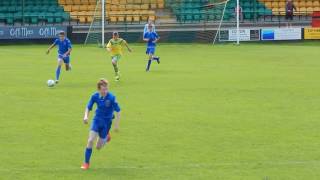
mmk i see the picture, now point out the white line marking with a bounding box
[0,160,319,172]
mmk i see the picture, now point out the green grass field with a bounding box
[1,43,320,179]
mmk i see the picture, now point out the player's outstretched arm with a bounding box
[46,43,56,54]
[113,98,121,131]
[83,108,90,124]
[124,41,132,52]
[113,112,121,132]
[85,95,95,124]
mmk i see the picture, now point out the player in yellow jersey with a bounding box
[106,32,132,81]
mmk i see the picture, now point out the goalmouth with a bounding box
[84,0,241,46]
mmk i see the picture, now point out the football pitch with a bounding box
[1,42,320,179]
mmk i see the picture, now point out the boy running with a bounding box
[81,79,121,170]
[143,24,160,72]
[46,31,72,84]
[106,32,132,81]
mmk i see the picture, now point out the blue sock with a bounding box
[152,56,159,61]
[55,66,61,80]
[146,60,152,71]
[85,148,92,163]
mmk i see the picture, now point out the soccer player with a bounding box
[46,31,72,84]
[143,24,160,72]
[106,32,132,81]
[81,78,121,170]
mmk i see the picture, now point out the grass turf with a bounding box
[0,43,320,179]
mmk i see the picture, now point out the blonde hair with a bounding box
[97,78,109,89]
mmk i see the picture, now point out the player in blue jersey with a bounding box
[81,78,121,170]
[143,24,160,72]
[46,31,72,84]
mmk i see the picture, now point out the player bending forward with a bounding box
[81,79,121,170]
[46,31,72,84]
[143,24,160,72]
[106,32,132,81]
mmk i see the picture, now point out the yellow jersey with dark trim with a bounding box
[106,38,126,56]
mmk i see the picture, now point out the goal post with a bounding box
[84,0,106,47]
[102,0,105,46]
[236,0,240,45]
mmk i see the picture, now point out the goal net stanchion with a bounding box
[212,0,240,45]
[84,0,105,47]
[212,0,229,45]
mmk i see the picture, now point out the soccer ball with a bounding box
[47,79,55,87]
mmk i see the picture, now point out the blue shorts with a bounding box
[146,47,156,55]
[58,54,70,64]
[91,119,112,139]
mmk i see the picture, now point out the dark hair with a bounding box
[59,31,65,36]
[113,31,119,36]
